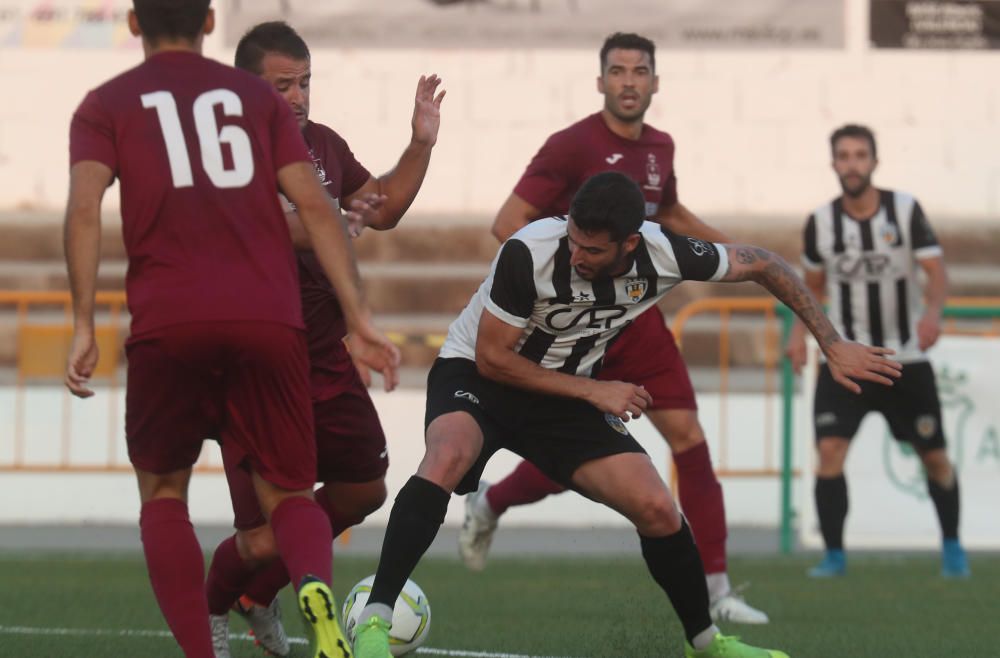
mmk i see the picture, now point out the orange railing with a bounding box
[0,290,222,473]
[7,291,999,480]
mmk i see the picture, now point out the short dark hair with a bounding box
[600,32,656,72]
[830,124,877,159]
[234,21,310,74]
[132,0,210,45]
[569,172,646,242]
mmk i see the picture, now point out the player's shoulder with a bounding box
[511,215,568,243]
[808,196,843,223]
[544,113,603,146]
[640,221,684,255]
[303,121,350,150]
[506,216,568,261]
[883,188,919,208]
[638,122,675,148]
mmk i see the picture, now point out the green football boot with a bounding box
[685,633,790,657]
[352,614,392,658]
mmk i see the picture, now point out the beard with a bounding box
[574,248,631,281]
[839,172,872,198]
[605,94,651,124]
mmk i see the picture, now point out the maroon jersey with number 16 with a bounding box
[69,50,312,339]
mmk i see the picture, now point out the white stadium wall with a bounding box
[0,0,998,222]
[0,387,791,528]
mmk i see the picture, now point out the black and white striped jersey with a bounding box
[803,189,942,363]
[439,217,729,376]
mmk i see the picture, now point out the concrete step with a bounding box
[3,215,1000,265]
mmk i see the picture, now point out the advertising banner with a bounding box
[871,0,1000,49]
[224,0,845,50]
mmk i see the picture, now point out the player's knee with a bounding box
[920,449,952,481]
[421,433,480,483]
[630,493,682,535]
[816,438,849,474]
[238,526,278,566]
[669,423,706,452]
[354,480,388,518]
[654,411,705,453]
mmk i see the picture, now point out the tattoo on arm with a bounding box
[725,245,841,350]
[734,247,772,265]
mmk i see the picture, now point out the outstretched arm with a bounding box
[721,244,901,392]
[344,74,445,231]
[785,268,826,373]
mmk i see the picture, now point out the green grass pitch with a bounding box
[0,553,994,657]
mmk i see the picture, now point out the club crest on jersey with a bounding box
[882,224,899,245]
[309,151,332,186]
[645,153,661,188]
[625,278,648,302]
[604,413,629,436]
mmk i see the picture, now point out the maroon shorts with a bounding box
[125,322,316,491]
[599,307,697,411]
[224,363,388,530]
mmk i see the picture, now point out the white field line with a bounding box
[0,624,581,658]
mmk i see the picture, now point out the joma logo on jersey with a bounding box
[625,279,647,302]
[834,253,892,279]
[545,305,628,331]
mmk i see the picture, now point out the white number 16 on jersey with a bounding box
[141,89,254,189]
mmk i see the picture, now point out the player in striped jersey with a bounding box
[353,172,900,658]
[786,124,970,578]
[461,31,765,625]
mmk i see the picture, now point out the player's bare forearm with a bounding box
[491,193,538,243]
[475,310,596,401]
[476,339,597,401]
[364,141,433,230]
[655,202,732,243]
[64,162,112,332]
[919,256,948,316]
[723,245,841,353]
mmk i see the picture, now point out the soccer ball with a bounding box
[342,575,431,656]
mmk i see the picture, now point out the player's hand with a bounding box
[784,324,808,374]
[351,352,374,388]
[65,331,99,398]
[344,192,387,238]
[411,74,445,147]
[344,317,401,392]
[917,312,942,351]
[824,341,902,394]
[585,380,653,422]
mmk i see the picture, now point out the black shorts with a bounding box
[425,358,648,495]
[813,361,945,450]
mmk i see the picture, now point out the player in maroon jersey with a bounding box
[458,32,768,624]
[64,3,398,657]
[201,21,445,657]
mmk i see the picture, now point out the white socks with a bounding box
[706,571,732,603]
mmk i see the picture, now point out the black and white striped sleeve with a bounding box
[910,202,943,260]
[485,239,536,328]
[659,229,729,281]
[802,214,824,271]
